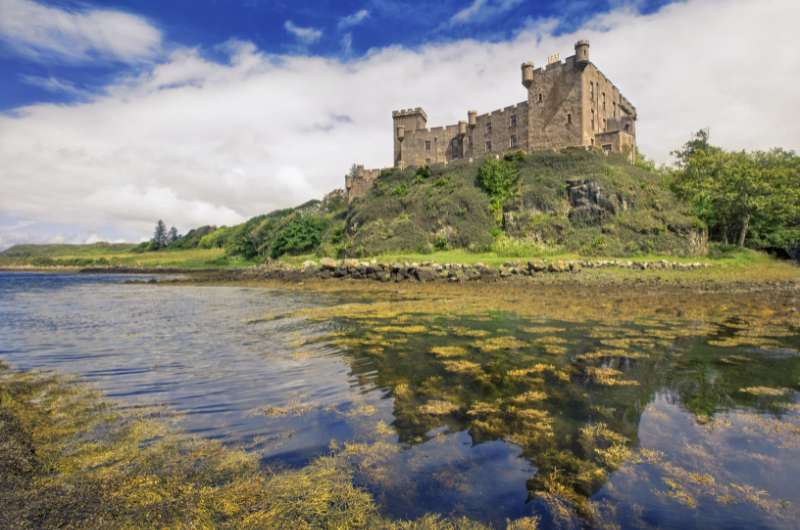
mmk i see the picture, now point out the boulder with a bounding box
[414,266,437,282]
[319,257,337,270]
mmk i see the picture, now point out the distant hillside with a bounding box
[0,243,135,258]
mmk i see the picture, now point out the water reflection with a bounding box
[1,272,798,528]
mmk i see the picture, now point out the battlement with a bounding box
[392,107,428,121]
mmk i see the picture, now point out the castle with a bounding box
[346,40,637,201]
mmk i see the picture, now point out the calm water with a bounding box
[1,271,799,528]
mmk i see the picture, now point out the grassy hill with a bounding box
[343,149,704,257]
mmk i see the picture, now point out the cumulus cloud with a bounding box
[0,0,162,63]
[0,0,798,247]
[284,20,323,45]
[447,0,523,27]
[338,9,370,30]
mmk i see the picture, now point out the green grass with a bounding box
[0,245,255,270]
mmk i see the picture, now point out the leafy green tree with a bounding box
[151,220,168,250]
[672,130,800,249]
[476,158,520,224]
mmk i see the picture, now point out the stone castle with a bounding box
[346,40,637,201]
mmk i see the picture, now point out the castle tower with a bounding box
[574,40,590,66]
[392,108,427,169]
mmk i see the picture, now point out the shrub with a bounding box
[270,215,327,259]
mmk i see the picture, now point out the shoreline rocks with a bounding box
[235,258,713,284]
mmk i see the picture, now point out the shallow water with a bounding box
[1,271,799,528]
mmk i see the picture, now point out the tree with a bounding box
[151,220,168,250]
[167,226,179,245]
[476,158,520,224]
[672,130,800,249]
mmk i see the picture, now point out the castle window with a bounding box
[485,141,492,151]
[425,140,431,151]
[624,123,630,132]
[537,93,543,103]
[602,92,606,110]
[613,101,617,117]
[589,82,594,96]
[510,115,517,128]
[426,158,432,165]
[567,113,572,125]
[591,109,595,130]
[510,135,517,148]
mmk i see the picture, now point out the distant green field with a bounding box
[0,244,254,269]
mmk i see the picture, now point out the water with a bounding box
[1,271,799,528]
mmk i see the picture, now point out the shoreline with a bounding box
[2,257,799,294]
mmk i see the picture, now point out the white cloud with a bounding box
[19,74,88,97]
[284,20,323,45]
[448,0,523,27]
[0,0,798,247]
[0,0,162,63]
[338,9,370,30]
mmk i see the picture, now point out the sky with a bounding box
[0,0,798,248]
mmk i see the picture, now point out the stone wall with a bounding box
[345,165,383,202]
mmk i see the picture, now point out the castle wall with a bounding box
[345,166,382,202]
[526,56,584,150]
[470,102,529,157]
[400,124,462,167]
[582,64,636,146]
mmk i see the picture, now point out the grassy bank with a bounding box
[2,242,797,285]
[0,245,254,270]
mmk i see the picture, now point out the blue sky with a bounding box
[0,0,797,248]
[0,0,674,111]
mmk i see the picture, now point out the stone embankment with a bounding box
[251,258,711,283]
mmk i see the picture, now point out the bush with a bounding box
[270,215,327,259]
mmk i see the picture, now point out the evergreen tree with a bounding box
[167,226,179,245]
[152,220,168,250]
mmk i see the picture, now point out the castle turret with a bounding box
[574,40,589,66]
[467,110,477,127]
[521,62,534,88]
